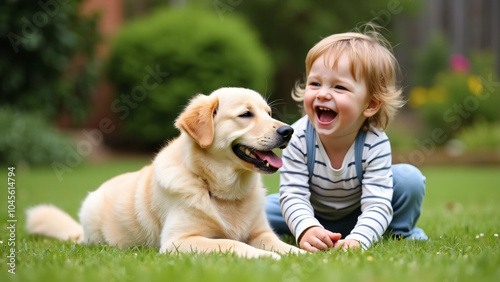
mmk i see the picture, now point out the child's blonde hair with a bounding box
[292,25,405,130]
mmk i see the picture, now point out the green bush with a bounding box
[409,71,500,139]
[412,33,450,87]
[457,119,500,152]
[106,6,273,148]
[0,107,75,167]
[0,1,100,122]
[409,45,500,140]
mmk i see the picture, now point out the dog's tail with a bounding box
[26,204,84,243]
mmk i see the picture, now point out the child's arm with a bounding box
[344,131,394,248]
[279,119,324,245]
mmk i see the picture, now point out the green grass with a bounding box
[1,159,500,281]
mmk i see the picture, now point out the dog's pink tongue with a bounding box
[254,151,283,168]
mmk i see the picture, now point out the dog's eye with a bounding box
[239,111,253,118]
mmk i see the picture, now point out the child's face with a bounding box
[304,54,372,139]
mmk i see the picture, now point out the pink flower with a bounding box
[450,54,469,73]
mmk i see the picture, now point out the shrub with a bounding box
[0,107,75,167]
[412,32,450,87]
[106,6,273,148]
[457,120,500,152]
[408,49,500,140]
[0,1,100,122]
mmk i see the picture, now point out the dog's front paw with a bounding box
[293,246,307,254]
[285,246,306,255]
[273,244,306,255]
[269,252,282,260]
[244,249,282,260]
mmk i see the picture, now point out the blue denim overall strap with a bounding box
[305,119,366,183]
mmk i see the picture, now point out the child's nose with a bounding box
[316,88,333,100]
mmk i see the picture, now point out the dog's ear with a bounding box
[175,94,218,149]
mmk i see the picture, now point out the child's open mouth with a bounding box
[316,106,337,125]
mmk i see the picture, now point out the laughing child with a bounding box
[266,27,427,252]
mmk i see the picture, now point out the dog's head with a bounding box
[175,87,293,174]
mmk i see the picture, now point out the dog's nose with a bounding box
[277,125,294,141]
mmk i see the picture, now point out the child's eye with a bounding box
[309,82,321,87]
[335,85,348,91]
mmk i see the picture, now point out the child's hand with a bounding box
[333,239,360,251]
[298,226,342,252]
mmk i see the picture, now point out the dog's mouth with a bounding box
[232,144,283,174]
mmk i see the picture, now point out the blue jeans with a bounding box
[265,164,426,239]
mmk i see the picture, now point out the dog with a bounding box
[26,87,304,259]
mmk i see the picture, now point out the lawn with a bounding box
[1,158,499,282]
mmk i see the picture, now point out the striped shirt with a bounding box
[279,116,393,248]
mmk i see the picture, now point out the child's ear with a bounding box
[363,98,382,118]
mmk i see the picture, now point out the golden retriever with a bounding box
[26,87,303,259]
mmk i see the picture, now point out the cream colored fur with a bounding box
[26,87,303,259]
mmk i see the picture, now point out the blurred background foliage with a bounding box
[0,0,99,166]
[106,6,272,147]
[0,0,100,121]
[1,0,499,166]
[408,33,500,149]
[0,107,75,167]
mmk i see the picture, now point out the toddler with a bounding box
[266,27,427,252]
